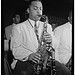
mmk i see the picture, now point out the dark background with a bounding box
[2,0,73,27]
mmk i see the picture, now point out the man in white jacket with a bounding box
[4,14,20,66]
[54,10,72,67]
[11,0,71,75]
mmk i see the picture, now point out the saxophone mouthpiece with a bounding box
[40,15,48,22]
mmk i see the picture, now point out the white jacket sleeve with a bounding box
[11,26,32,61]
[53,27,61,62]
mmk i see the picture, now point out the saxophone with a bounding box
[33,15,56,75]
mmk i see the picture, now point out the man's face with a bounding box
[16,15,20,23]
[14,15,20,24]
[28,1,43,21]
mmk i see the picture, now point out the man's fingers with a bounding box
[34,54,41,60]
[31,58,38,63]
[35,53,41,58]
[31,56,42,63]
[29,53,42,63]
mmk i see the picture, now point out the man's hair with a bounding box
[12,12,20,19]
[28,0,42,7]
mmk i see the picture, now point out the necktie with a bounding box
[34,22,39,41]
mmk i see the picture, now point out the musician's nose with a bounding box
[37,9,42,15]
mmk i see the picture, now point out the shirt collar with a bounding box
[28,18,39,28]
[67,22,72,31]
[70,23,72,31]
[68,22,72,30]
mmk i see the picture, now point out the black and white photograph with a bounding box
[3,0,73,75]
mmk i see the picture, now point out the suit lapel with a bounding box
[27,20,38,48]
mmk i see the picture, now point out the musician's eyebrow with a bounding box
[33,6,38,7]
[33,6,38,8]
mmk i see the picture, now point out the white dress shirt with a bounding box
[11,19,57,69]
[54,22,72,64]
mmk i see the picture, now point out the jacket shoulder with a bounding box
[13,20,28,30]
[5,25,13,30]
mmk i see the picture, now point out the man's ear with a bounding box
[27,8,29,14]
[13,18,15,21]
[68,17,70,21]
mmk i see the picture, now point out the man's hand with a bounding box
[28,53,42,64]
[43,32,52,43]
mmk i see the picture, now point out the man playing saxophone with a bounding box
[11,0,71,75]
